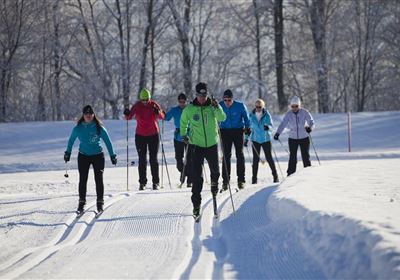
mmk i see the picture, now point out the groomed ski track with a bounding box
[0,178,325,279]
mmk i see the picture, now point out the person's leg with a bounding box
[287,138,299,176]
[221,130,233,184]
[174,139,184,173]
[92,153,105,210]
[135,135,148,185]
[191,146,204,211]
[148,134,160,185]
[77,153,90,210]
[252,141,261,183]
[185,144,193,185]
[205,144,220,195]
[233,129,245,183]
[262,142,278,181]
[299,137,311,168]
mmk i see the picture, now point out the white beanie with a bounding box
[290,96,301,106]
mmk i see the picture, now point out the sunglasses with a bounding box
[84,112,94,115]
[178,100,186,103]
[291,105,299,108]
[141,99,149,102]
[255,106,262,109]
[224,98,232,102]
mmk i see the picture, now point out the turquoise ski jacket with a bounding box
[248,108,273,143]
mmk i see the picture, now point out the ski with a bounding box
[94,210,104,219]
[212,195,218,218]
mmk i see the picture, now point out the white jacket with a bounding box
[276,108,315,139]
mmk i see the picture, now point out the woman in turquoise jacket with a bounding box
[246,99,278,184]
[64,105,117,215]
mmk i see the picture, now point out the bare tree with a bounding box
[273,0,286,111]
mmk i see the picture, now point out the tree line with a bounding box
[1,0,399,122]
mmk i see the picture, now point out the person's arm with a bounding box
[100,126,116,158]
[126,102,138,120]
[265,110,273,129]
[276,111,290,134]
[242,103,251,128]
[180,107,189,137]
[213,104,226,122]
[305,109,315,130]
[66,126,78,154]
[165,107,174,121]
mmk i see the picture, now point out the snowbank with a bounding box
[269,159,400,279]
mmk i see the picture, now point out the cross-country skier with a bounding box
[246,99,278,184]
[165,93,193,188]
[219,89,251,190]
[64,105,117,214]
[123,88,165,190]
[273,96,315,176]
[180,82,226,218]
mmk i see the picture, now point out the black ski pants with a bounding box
[191,144,220,209]
[78,152,105,203]
[174,139,192,184]
[135,134,160,185]
[287,137,311,176]
[220,128,246,183]
[251,141,277,180]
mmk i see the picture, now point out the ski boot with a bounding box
[252,177,257,184]
[273,176,279,183]
[193,206,201,222]
[152,183,160,190]
[97,199,104,212]
[221,183,228,192]
[139,184,146,191]
[76,200,86,217]
[186,183,193,188]
[238,181,245,190]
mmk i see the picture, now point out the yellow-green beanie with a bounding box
[139,88,151,100]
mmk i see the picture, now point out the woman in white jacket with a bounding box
[273,96,315,176]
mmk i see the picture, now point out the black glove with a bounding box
[211,98,219,108]
[273,133,279,140]
[305,126,312,133]
[111,155,117,165]
[244,127,252,136]
[123,108,130,116]
[264,125,269,131]
[244,140,248,147]
[183,135,190,144]
[64,151,71,162]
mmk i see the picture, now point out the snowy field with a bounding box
[0,111,399,279]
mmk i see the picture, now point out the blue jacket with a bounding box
[66,121,115,157]
[248,109,273,143]
[219,100,250,129]
[165,105,184,141]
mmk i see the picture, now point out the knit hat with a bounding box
[139,88,151,100]
[177,93,187,100]
[290,96,301,106]
[195,82,208,95]
[82,105,94,114]
[223,89,233,99]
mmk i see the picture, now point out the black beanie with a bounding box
[195,82,208,95]
[82,105,94,114]
[223,89,233,98]
[177,93,187,100]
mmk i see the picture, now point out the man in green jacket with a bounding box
[180,82,226,217]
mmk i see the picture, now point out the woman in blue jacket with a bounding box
[246,99,278,184]
[64,105,117,215]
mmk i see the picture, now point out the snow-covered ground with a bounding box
[0,111,399,279]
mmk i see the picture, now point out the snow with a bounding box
[0,111,399,279]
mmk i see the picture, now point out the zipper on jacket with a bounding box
[296,113,299,139]
[201,107,208,147]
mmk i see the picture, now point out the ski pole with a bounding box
[160,121,172,189]
[211,94,235,213]
[126,116,129,191]
[250,141,266,165]
[271,142,284,180]
[278,138,289,156]
[160,122,164,188]
[64,162,69,178]
[308,133,321,166]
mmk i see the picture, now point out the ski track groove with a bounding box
[0,192,132,279]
